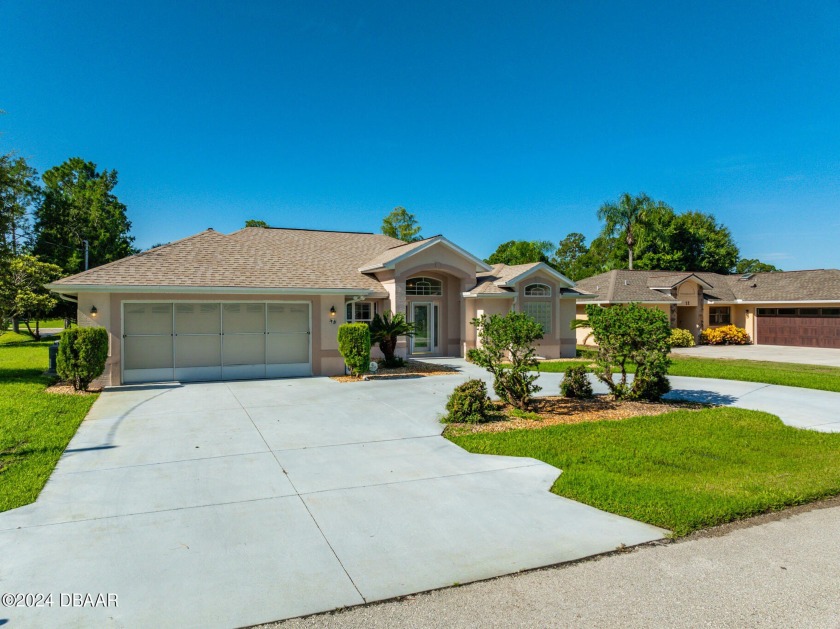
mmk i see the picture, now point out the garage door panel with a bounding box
[267,334,309,365]
[757,314,840,349]
[224,334,266,366]
[175,303,220,334]
[268,304,308,333]
[125,303,173,335]
[224,303,265,333]
[124,335,173,371]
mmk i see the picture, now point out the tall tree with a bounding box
[381,207,422,242]
[486,240,553,266]
[552,233,595,280]
[736,258,780,274]
[33,158,136,274]
[0,153,40,257]
[0,254,62,339]
[597,192,666,269]
[245,219,268,228]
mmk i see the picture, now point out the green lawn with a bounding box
[448,408,840,536]
[534,356,840,393]
[0,333,97,512]
[3,318,68,331]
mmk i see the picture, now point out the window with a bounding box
[709,306,731,325]
[523,302,552,334]
[345,301,374,323]
[524,283,551,297]
[406,277,442,296]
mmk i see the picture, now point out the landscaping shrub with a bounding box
[701,325,751,345]
[381,356,405,368]
[470,312,542,409]
[573,303,671,401]
[465,348,482,364]
[57,326,109,391]
[669,328,695,348]
[337,323,371,377]
[560,365,593,399]
[443,379,493,423]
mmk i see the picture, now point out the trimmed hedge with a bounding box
[337,323,371,377]
[57,326,109,391]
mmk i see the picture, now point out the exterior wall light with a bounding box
[90,305,98,318]
[329,305,336,324]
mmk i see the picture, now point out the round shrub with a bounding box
[560,365,593,399]
[669,328,695,348]
[701,325,751,345]
[465,348,482,364]
[443,379,493,423]
[57,326,109,391]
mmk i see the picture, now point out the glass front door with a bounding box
[411,302,436,354]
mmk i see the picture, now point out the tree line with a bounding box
[381,195,780,280]
[1,151,135,335]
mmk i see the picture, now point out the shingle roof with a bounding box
[575,269,840,303]
[357,236,438,271]
[465,263,540,295]
[50,227,405,293]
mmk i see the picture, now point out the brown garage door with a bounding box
[756,308,840,348]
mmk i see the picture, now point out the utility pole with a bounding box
[84,239,89,271]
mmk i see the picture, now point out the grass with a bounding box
[0,333,97,512]
[448,407,840,536]
[3,318,68,331]
[535,354,840,393]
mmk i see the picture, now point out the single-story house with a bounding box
[574,269,840,348]
[47,227,586,385]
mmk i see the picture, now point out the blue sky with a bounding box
[2,1,839,269]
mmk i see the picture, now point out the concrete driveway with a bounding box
[0,370,666,628]
[671,343,840,367]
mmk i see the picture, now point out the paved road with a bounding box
[271,501,840,629]
[671,343,840,367]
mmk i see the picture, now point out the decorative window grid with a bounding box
[524,283,551,297]
[406,277,443,296]
[523,302,552,334]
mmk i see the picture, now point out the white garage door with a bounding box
[122,302,311,384]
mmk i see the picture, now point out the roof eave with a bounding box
[495,262,576,288]
[45,284,375,296]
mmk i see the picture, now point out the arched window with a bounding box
[524,283,551,297]
[406,277,443,296]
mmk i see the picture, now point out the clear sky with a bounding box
[2,1,839,269]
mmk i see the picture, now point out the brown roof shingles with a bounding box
[51,227,405,292]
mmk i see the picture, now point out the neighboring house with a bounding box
[574,269,840,349]
[46,227,586,385]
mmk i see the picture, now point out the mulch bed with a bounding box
[330,360,459,383]
[445,395,707,435]
[44,382,102,395]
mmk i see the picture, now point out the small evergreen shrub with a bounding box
[443,379,493,423]
[57,326,109,391]
[560,365,593,399]
[337,323,371,376]
[669,328,696,348]
[701,325,751,345]
[465,348,482,364]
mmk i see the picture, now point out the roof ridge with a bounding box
[606,269,619,301]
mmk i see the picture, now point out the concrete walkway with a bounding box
[2,362,838,627]
[672,343,840,367]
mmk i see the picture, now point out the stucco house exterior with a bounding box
[574,269,840,348]
[46,227,585,385]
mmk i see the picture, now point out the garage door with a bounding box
[122,302,311,384]
[756,308,840,349]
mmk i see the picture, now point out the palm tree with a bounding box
[370,311,416,365]
[597,192,656,270]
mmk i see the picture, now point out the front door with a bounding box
[410,302,437,354]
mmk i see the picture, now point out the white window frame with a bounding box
[346,301,375,323]
[406,277,443,296]
[523,301,552,334]
[524,283,552,297]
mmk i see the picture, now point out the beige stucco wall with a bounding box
[78,292,359,386]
